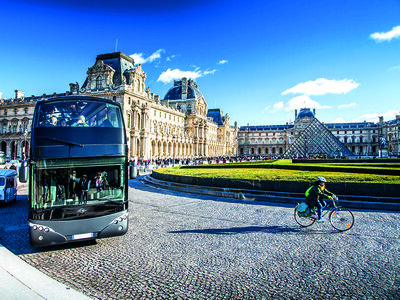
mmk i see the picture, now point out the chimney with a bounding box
[295,109,298,119]
[313,108,316,116]
[15,90,24,99]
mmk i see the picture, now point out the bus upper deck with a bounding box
[31,96,126,159]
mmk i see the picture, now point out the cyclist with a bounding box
[305,176,336,222]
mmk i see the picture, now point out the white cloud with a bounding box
[157,67,217,83]
[218,60,228,65]
[157,68,202,83]
[166,55,176,62]
[264,96,330,114]
[273,101,284,110]
[370,25,400,42]
[338,102,357,109]
[129,49,165,64]
[351,110,399,123]
[286,95,331,111]
[203,69,217,76]
[262,101,284,114]
[282,78,359,96]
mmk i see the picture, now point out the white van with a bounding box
[0,169,18,203]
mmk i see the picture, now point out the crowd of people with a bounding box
[130,155,287,171]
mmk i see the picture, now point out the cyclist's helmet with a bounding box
[317,176,327,183]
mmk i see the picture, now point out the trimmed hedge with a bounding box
[151,171,399,198]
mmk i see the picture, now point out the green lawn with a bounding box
[154,160,400,184]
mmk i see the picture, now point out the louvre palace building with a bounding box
[0,51,238,162]
[238,108,400,158]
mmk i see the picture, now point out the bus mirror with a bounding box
[19,161,28,183]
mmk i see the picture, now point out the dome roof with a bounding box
[296,108,315,120]
[163,78,203,100]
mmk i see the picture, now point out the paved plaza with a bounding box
[0,177,399,299]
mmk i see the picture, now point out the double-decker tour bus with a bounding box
[21,96,129,247]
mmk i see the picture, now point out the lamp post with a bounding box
[23,130,27,160]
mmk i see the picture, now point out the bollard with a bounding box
[130,165,137,179]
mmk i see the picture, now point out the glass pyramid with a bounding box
[284,118,354,158]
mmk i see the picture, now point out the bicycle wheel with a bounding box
[329,207,354,231]
[294,205,315,227]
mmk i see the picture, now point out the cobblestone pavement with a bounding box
[1,178,399,299]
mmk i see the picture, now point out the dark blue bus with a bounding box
[23,96,129,247]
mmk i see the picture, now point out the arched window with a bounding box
[96,76,103,89]
[12,121,18,133]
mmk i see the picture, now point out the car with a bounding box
[0,169,18,203]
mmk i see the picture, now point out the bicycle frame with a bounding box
[294,196,354,231]
[320,197,339,217]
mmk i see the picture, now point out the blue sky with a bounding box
[1,0,399,126]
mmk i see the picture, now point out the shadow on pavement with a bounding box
[169,225,302,235]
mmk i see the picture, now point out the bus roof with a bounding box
[0,169,17,177]
[36,95,121,107]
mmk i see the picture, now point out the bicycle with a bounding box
[294,196,354,231]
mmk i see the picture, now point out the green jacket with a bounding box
[305,185,334,207]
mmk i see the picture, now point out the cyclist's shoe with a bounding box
[317,217,325,223]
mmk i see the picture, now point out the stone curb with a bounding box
[0,244,91,300]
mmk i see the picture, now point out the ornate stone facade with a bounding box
[238,108,400,157]
[0,52,238,162]
[0,90,47,161]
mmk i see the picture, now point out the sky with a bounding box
[1,0,399,127]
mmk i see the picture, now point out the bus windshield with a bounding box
[34,99,123,128]
[31,157,126,210]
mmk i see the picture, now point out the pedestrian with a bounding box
[70,173,91,204]
[95,171,109,191]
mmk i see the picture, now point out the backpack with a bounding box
[305,186,313,197]
[296,202,314,217]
